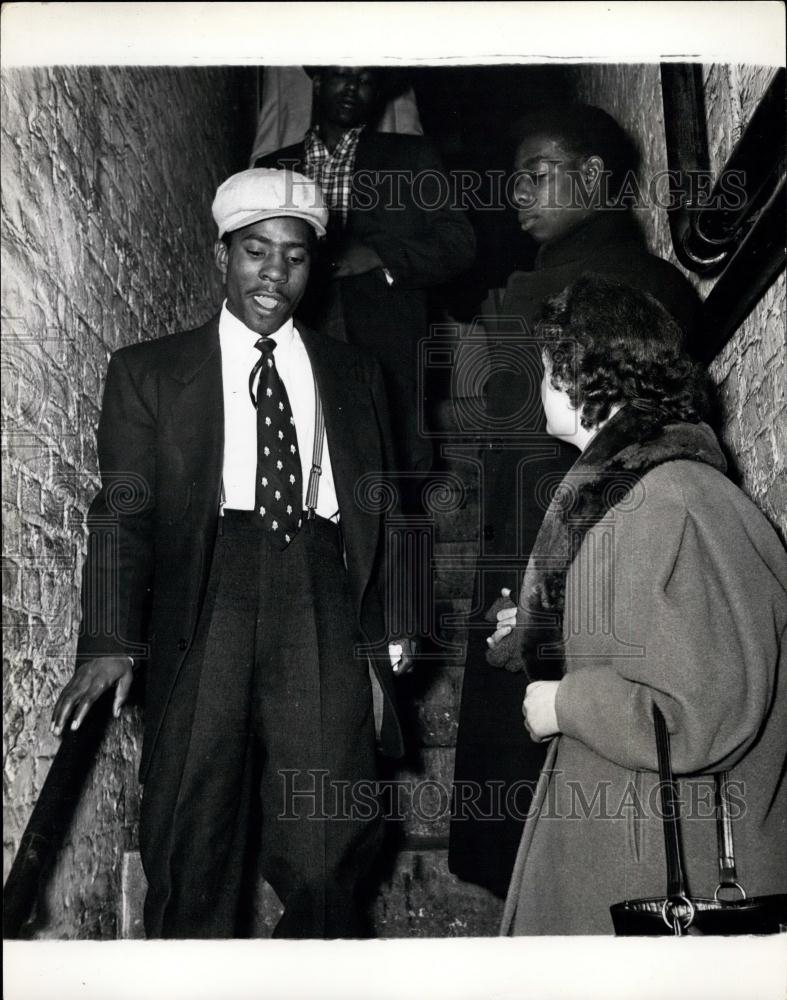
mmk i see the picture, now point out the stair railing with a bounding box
[660,64,786,362]
[3,690,115,938]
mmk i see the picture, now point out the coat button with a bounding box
[177,638,188,651]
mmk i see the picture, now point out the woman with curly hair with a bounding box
[487,274,787,935]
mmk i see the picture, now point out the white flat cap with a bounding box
[212,168,328,238]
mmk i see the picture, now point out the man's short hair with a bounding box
[511,104,641,193]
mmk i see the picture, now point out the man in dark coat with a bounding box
[449,104,702,898]
[52,168,408,938]
[255,66,476,476]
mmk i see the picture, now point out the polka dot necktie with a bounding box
[249,337,303,548]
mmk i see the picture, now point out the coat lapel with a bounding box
[160,314,224,527]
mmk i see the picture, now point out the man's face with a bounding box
[512,134,597,245]
[214,217,312,336]
[313,67,380,129]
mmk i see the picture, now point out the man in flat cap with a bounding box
[256,66,476,481]
[52,168,406,938]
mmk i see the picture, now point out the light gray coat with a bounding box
[502,459,787,935]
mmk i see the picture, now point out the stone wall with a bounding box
[2,65,255,937]
[571,63,785,538]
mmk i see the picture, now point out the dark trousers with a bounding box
[139,513,380,938]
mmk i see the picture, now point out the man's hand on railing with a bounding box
[50,657,134,737]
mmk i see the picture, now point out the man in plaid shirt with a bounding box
[302,108,363,232]
[256,66,476,480]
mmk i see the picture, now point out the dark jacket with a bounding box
[256,131,477,369]
[257,131,476,472]
[449,211,703,897]
[75,315,405,776]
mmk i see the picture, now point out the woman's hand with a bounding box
[523,680,561,742]
[486,588,517,649]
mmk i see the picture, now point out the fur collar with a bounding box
[486,406,726,676]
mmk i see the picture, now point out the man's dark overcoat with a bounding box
[75,314,404,801]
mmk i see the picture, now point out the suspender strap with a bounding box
[305,382,325,519]
[219,382,326,520]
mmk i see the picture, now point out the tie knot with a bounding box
[255,337,276,356]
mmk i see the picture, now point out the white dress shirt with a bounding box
[218,302,339,519]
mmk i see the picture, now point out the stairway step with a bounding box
[433,488,480,544]
[397,661,464,747]
[432,545,478,603]
[392,747,455,839]
[373,848,502,937]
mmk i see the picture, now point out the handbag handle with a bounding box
[714,771,746,901]
[653,706,689,899]
[652,705,745,932]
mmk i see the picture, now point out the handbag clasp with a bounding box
[661,895,696,935]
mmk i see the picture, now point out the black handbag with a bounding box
[610,706,787,936]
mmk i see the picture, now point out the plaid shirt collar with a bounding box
[303,125,365,229]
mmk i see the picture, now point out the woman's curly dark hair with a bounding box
[537,274,712,429]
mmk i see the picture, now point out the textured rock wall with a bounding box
[571,63,785,538]
[2,65,255,938]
